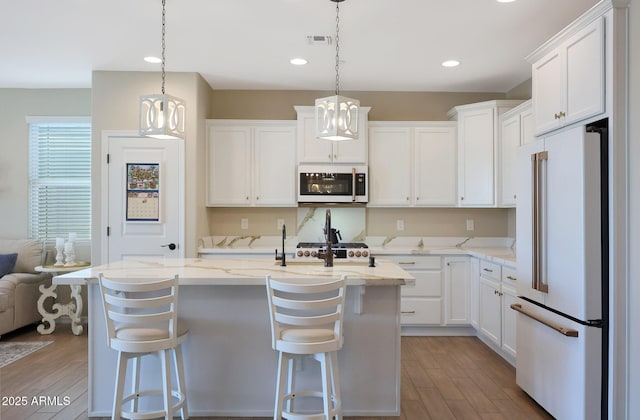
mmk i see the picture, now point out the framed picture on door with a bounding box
[126,163,160,221]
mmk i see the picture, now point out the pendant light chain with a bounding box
[334,1,340,96]
[161,0,166,95]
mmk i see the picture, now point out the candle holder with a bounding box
[54,244,65,266]
[64,241,77,267]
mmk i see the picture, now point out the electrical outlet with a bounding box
[277,219,285,230]
[396,219,405,231]
[241,218,249,230]
[466,219,475,231]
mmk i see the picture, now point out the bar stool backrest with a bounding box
[98,273,180,354]
[265,275,347,354]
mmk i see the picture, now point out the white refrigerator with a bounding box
[515,124,607,419]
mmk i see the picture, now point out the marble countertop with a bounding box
[198,236,517,267]
[52,257,413,287]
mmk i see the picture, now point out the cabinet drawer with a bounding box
[479,260,501,281]
[401,271,442,297]
[502,265,517,287]
[401,298,442,325]
[385,255,441,270]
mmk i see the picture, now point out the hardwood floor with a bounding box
[0,325,552,419]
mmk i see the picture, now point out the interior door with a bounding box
[104,133,184,262]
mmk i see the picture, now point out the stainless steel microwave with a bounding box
[298,164,368,204]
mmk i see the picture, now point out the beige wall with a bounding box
[210,90,510,121]
[91,71,210,261]
[0,88,91,238]
[366,208,510,237]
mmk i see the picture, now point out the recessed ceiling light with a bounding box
[496,0,517,3]
[442,60,460,68]
[144,56,162,64]
[290,58,308,66]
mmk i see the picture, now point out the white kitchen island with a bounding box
[54,257,413,417]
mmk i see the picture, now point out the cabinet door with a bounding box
[501,284,518,358]
[520,106,535,145]
[532,48,565,135]
[499,113,521,207]
[297,110,333,163]
[469,258,480,330]
[458,107,495,206]
[207,125,251,206]
[414,125,457,206]
[444,257,470,325]
[479,276,501,347]
[368,127,411,206]
[253,125,297,206]
[564,17,604,127]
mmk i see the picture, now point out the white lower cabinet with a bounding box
[469,257,480,330]
[387,255,443,326]
[443,256,470,325]
[386,254,471,331]
[478,259,517,362]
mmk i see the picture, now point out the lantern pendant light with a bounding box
[315,0,359,141]
[139,0,186,140]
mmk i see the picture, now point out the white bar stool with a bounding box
[265,275,347,420]
[98,273,189,420]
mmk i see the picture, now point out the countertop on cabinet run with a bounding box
[52,257,413,286]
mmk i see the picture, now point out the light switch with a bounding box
[396,219,405,231]
[466,219,474,231]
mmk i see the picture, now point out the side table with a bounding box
[35,263,90,335]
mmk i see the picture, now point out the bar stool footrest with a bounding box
[282,390,341,420]
[120,389,187,420]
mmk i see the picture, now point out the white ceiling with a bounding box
[1,0,599,92]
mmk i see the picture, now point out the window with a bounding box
[28,117,92,242]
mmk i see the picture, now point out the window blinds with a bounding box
[28,120,92,242]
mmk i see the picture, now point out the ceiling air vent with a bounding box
[307,35,332,46]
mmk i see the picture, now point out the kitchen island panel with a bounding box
[87,282,401,417]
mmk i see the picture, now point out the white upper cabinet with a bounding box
[529,16,604,136]
[206,120,297,207]
[368,125,412,206]
[448,100,523,207]
[368,122,457,207]
[294,106,370,164]
[498,100,532,207]
[414,125,458,206]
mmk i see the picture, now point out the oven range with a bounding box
[295,242,369,260]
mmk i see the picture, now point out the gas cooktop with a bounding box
[295,242,369,260]
[296,242,368,249]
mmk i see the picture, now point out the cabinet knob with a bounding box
[334,154,337,159]
[559,111,566,118]
[328,154,332,159]
[256,196,259,200]
[246,196,249,200]
[483,268,493,273]
[460,196,464,200]
[406,197,410,201]
[513,194,517,199]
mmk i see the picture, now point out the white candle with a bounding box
[68,232,77,242]
[56,237,64,247]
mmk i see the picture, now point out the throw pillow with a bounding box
[0,253,18,277]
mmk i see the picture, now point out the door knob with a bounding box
[161,243,177,250]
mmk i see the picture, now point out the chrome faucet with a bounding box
[318,209,334,267]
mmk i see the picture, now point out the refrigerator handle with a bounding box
[532,151,549,293]
[511,303,578,337]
